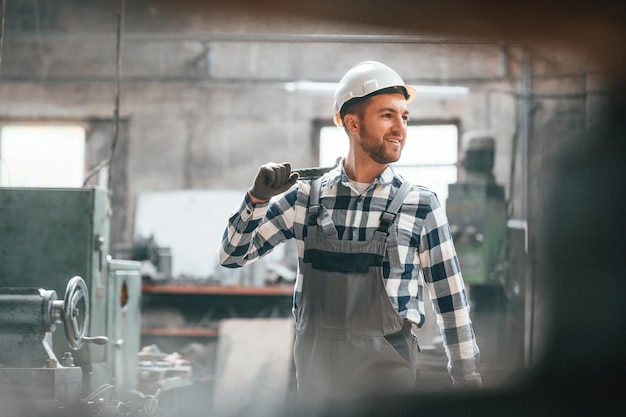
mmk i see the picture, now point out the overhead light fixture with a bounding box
[284,80,469,99]
[413,85,469,98]
[284,80,337,95]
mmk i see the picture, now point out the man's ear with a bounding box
[344,114,359,134]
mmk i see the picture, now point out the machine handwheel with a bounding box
[63,276,90,350]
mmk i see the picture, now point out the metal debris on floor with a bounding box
[138,344,194,394]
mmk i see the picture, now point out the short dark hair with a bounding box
[339,86,409,123]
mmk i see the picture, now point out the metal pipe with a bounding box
[3,31,505,44]
[520,48,534,370]
[0,0,5,77]
[521,49,531,224]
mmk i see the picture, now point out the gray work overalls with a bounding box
[294,178,419,402]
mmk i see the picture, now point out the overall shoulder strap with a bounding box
[378,180,412,233]
[307,177,323,226]
[307,177,337,238]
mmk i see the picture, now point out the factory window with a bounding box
[0,125,86,187]
[319,124,458,207]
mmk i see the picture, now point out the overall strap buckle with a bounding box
[308,205,320,226]
[378,212,396,233]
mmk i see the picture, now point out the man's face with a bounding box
[356,93,409,165]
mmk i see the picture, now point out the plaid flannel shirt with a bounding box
[218,163,481,385]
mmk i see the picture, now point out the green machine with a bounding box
[0,186,142,407]
[446,133,507,286]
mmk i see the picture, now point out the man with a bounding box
[218,61,481,402]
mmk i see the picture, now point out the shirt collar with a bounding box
[326,159,396,189]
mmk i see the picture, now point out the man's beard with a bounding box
[358,125,403,165]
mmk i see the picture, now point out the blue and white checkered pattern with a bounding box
[219,162,481,384]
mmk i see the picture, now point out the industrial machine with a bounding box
[0,276,99,413]
[446,132,508,287]
[0,186,143,415]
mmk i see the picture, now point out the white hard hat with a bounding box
[332,61,416,127]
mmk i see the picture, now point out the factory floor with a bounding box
[148,294,522,417]
[154,343,520,417]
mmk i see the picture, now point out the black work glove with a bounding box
[248,162,299,202]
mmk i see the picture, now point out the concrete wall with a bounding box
[1,2,531,244]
